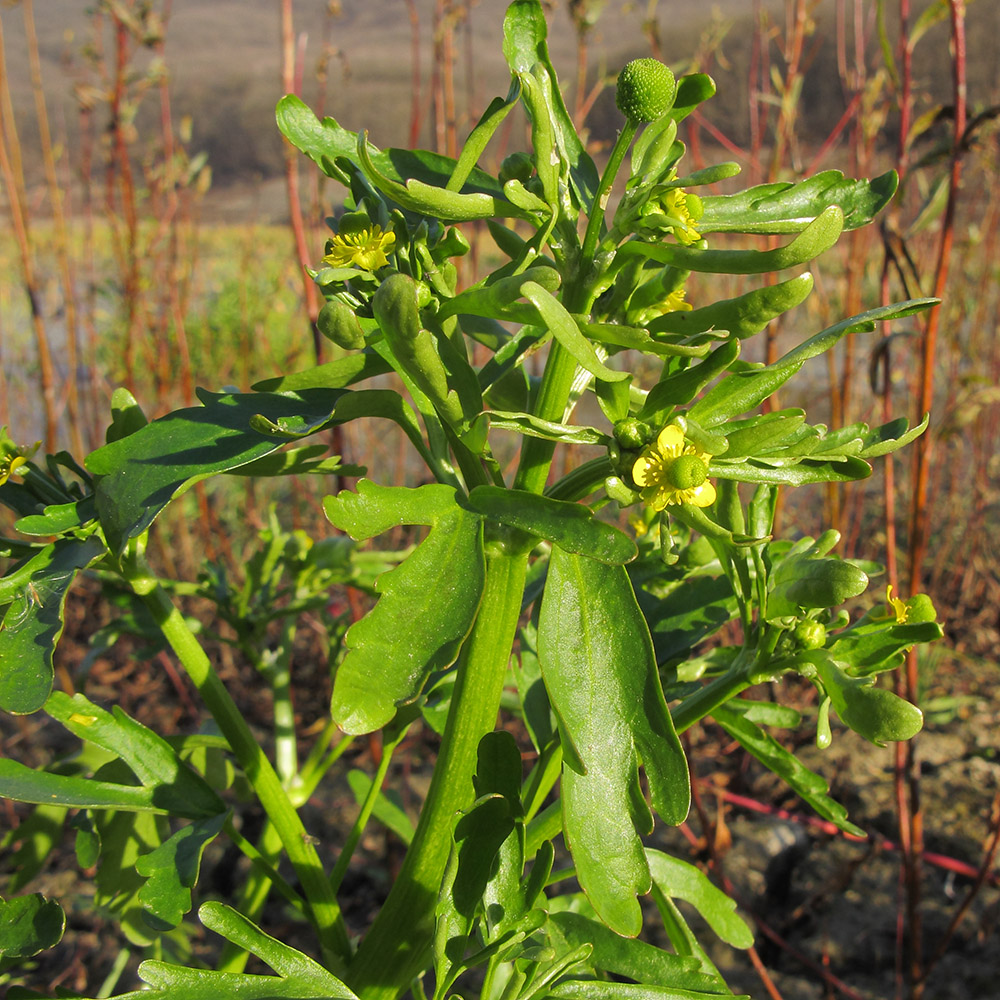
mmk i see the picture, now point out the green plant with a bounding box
[0,3,943,998]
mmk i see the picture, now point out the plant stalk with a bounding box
[345,537,529,1000]
[123,559,351,969]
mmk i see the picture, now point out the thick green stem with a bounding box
[671,650,754,735]
[345,537,529,1000]
[513,123,637,498]
[123,558,351,968]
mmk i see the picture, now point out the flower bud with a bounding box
[793,620,827,650]
[499,151,534,185]
[317,298,366,351]
[613,418,653,450]
[615,58,676,124]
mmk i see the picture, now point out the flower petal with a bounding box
[656,424,685,456]
[686,480,716,508]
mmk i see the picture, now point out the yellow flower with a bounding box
[653,285,693,315]
[886,585,909,624]
[632,425,716,510]
[661,187,701,245]
[323,224,395,271]
[0,431,37,487]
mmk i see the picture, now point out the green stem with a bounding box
[218,821,284,974]
[268,616,298,785]
[123,557,351,969]
[513,124,637,498]
[329,727,405,894]
[345,536,530,1000]
[581,121,638,265]
[670,632,784,735]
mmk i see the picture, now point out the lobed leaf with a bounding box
[0,893,65,959]
[549,911,718,992]
[135,814,227,929]
[325,481,485,733]
[45,692,226,819]
[0,536,106,715]
[645,850,754,948]
[87,389,344,555]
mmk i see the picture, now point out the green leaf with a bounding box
[436,266,562,325]
[550,982,749,1000]
[549,911,718,991]
[710,456,873,487]
[778,298,938,368]
[135,813,227,929]
[87,389,343,555]
[448,78,522,192]
[502,0,599,210]
[699,170,898,234]
[620,205,845,274]
[670,73,717,123]
[0,759,170,812]
[106,386,149,444]
[858,413,930,458]
[768,550,869,618]
[0,893,65,959]
[645,850,753,948]
[639,341,740,423]
[686,362,802,429]
[251,352,392,392]
[482,411,609,447]
[828,616,942,677]
[110,901,358,1000]
[711,703,864,835]
[347,769,415,846]
[466,486,636,565]
[356,130,525,222]
[647,272,814,340]
[276,93,508,207]
[15,497,98,536]
[0,535,106,714]
[521,282,629,383]
[537,549,689,936]
[808,652,923,747]
[45,692,226,819]
[325,481,485,733]
[436,795,516,969]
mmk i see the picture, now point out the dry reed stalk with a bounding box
[23,0,85,456]
[0,10,59,452]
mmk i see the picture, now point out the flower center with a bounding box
[665,454,708,490]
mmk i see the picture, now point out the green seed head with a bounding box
[616,58,676,124]
[665,454,708,490]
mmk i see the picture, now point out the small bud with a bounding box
[317,298,366,351]
[499,151,534,185]
[613,418,653,450]
[616,58,676,124]
[793,620,827,650]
